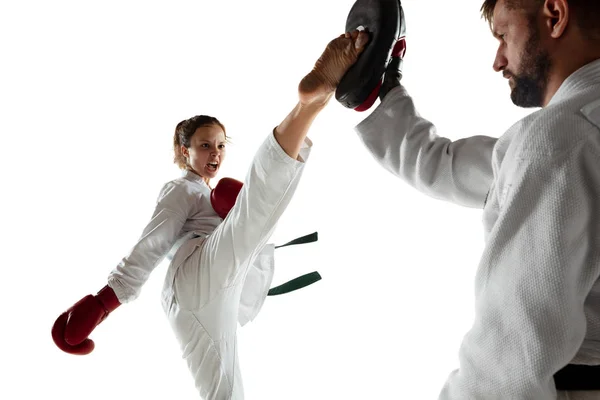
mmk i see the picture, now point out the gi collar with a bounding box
[182,169,209,187]
[548,58,600,106]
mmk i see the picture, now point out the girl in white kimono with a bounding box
[52,30,369,400]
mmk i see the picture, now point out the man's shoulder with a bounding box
[509,99,600,159]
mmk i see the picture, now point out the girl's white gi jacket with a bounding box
[355,59,600,399]
[105,131,312,399]
[105,166,274,327]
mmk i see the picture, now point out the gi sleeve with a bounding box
[354,85,497,208]
[439,134,600,399]
[107,180,197,303]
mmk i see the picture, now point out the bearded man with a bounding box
[352,0,600,398]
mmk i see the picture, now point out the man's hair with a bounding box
[480,0,600,41]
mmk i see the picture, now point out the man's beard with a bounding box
[508,27,552,108]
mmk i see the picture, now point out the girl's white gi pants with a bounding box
[161,130,312,399]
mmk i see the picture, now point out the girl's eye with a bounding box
[201,144,209,148]
[218,144,225,149]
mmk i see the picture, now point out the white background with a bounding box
[1,0,535,399]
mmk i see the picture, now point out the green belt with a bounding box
[267,232,322,296]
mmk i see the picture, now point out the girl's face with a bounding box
[182,124,227,180]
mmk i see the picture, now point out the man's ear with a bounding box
[543,0,569,39]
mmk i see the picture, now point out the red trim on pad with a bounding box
[354,80,382,112]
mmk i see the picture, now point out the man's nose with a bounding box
[493,47,507,73]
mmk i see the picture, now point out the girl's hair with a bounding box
[173,115,228,170]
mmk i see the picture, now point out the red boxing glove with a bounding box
[51,285,121,355]
[210,177,243,219]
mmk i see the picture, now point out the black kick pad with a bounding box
[336,0,403,111]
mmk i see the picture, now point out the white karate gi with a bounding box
[106,130,312,399]
[355,59,600,399]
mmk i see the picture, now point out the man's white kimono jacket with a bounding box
[355,59,600,399]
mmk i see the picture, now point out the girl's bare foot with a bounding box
[298,30,369,107]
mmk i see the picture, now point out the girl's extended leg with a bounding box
[180,29,370,293]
